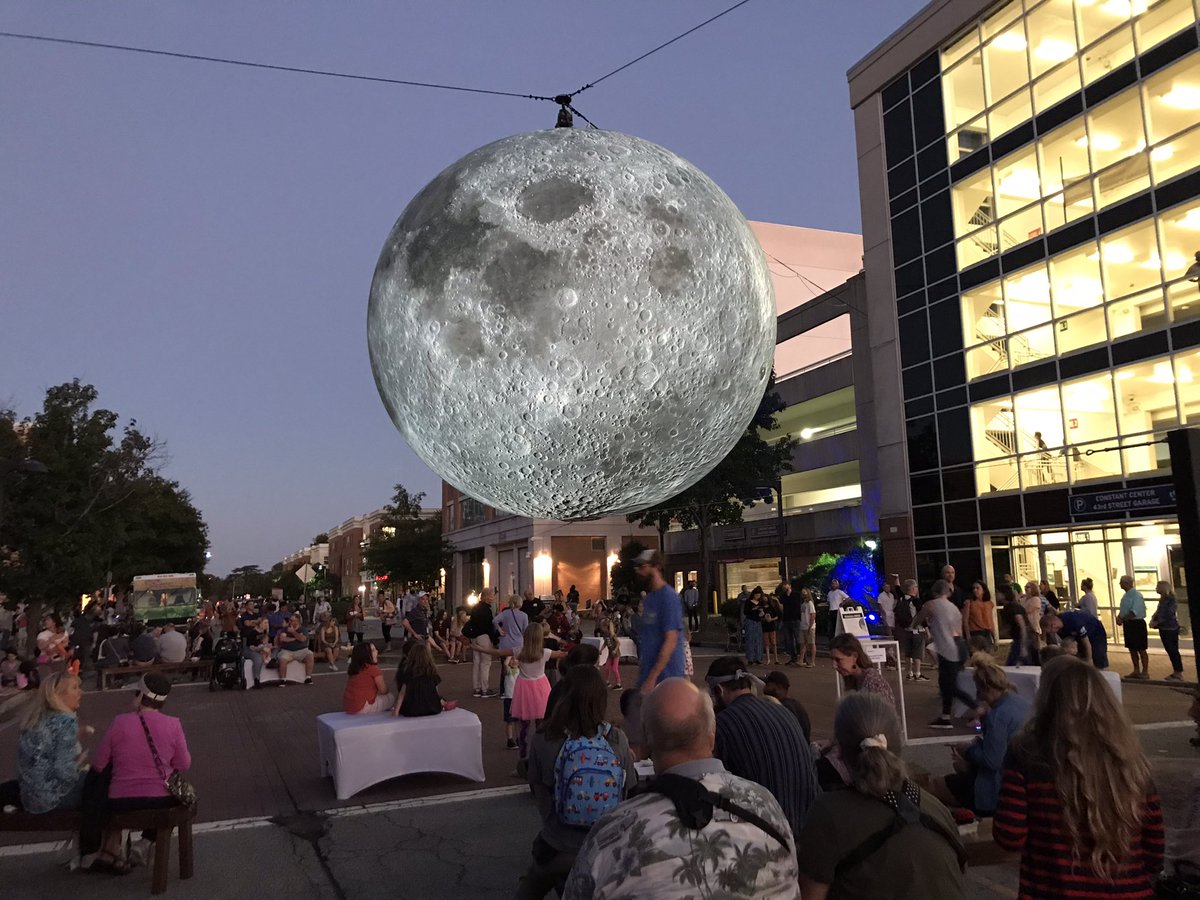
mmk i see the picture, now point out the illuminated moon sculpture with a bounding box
[368,128,775,519]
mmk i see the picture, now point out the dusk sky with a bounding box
[1,1,923,574]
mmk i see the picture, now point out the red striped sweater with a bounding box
[994,755,1164,899]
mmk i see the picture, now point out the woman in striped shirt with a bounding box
[994,655,1164,898]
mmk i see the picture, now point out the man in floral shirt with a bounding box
[564,678,800,899]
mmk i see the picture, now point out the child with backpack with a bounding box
[521,665,636,898]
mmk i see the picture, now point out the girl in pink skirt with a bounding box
[476,625,565,757]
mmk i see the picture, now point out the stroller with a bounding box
[209,634,243,691]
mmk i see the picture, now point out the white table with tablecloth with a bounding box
[953,664,1122,716]
[581,635,638,664]
[316,708,485,800]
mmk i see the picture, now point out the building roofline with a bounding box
[847,0,992,107]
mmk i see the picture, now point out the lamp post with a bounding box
[0,457,48,529]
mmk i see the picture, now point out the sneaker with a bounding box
[304,677,313,685]
[905,673,914,681]
[916,674,930,681]
[1165,672,1183,681]
[506,738,518,749]
[482,689,499,698]
[929,716,954,729]
[612,683,623,690]
[328,663,338,672]
[472,690,482,698]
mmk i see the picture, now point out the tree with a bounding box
[627,373,796,624]
[312,533,329,545]
[0,381,209,618]
[362,484,453,592]
[228,564,273,599]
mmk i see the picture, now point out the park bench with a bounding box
[317,708,485,800]
[96,659,212,691]
[0,802,195,894]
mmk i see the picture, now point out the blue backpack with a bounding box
[554,725,625,828]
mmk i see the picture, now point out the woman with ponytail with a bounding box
[795,692,965,899]
[994,655,1164,898]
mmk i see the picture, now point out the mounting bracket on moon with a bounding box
[368,127,776,520]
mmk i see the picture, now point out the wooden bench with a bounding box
[0,803,195,894]
[97,660,212,691]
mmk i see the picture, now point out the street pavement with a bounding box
[0,619,1195,898]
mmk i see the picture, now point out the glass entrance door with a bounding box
[1040,546,1074,607]
[1127,543,1166,596]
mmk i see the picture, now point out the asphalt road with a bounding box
[0,619,1194,898]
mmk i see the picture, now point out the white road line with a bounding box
[0,785,532,857]
[326,784,530,818]
[1133,720,1195,731]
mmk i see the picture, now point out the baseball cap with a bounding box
[631,548,660,566]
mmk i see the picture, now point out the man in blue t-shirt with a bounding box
[1043,609,1109,669]
[631,548,686,691]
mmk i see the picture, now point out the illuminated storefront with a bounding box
[851,0,1199,637]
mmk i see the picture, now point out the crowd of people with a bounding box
[2,551,1196,895]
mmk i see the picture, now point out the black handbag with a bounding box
[137,712,197,809]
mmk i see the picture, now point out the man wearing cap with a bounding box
[706,655,817,838]
[89,672,192,867]
[631,549,686,693]
[275,614,316,684]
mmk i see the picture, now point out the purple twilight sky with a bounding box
[0,1,923,575]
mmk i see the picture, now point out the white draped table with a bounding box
[317,708,485,800]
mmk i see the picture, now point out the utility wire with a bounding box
[0,30,556,102]
[569,0,757,97]
[1,0,759,119]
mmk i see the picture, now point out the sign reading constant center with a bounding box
[1069,485,1176,517]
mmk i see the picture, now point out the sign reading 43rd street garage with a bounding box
[1070,484,1176,517]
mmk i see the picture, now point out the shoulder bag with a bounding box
[137,712,197,809]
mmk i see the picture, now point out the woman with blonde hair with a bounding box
[10,671,90,813]
[475,625,565,757]
[932,654,1031,816]
[995,655,1164,897]
[796,692,965,899]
